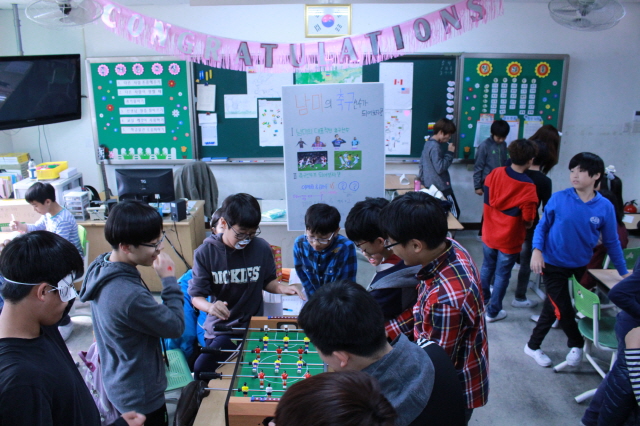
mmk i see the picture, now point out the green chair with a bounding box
[553,277,618,403]
[603,247,640,270]
[165,349,194,392]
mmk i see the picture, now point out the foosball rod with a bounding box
[214,324,303,332]
[219,361,326,366]
[205,387,287,392]
[215,348,318,354]
[217,374,318,379]
[246,339,309,343]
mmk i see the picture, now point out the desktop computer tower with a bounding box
[170,199,187,222]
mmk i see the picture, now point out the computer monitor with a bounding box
[115,168,175,203]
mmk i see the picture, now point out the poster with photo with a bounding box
[282,83,385,230]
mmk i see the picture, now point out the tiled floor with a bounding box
[64,230,639,426]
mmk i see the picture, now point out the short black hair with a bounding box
[25,182,56,204]
[531,139,550,168]
[508,139,538,166]
[220,193,261,229]
[345,197,389,243]
[104,200,163,249]
[568,152,605,186]
[490,119,510,138]
[379,192,447,249]
[210,207,224,229]
[305,203,340,235]
[433,118,456,136]
[298,280,388,357]
[0,231,84,302]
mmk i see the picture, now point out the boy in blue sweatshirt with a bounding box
[524,152,630,368]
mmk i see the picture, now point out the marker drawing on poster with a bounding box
[283,83,385,231]
[384,109,412,155]
[258,99,284,147]
[247,71,293,98]
[224,94,257,118]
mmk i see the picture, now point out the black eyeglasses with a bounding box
[383,240,400,250]
[230,226,261,241]
[139,232,165,251]
[305,232,334,245]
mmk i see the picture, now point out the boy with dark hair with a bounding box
[298,280,466,426]
[525,152,630,368]
[473,119,510,196]
[0,231,145,426]
[418,118,460,218]
[481,139,538,322]
[79,200,185,426]
[379,191,488,420]
[10,181,83,340]
[189,193,303,379]
[293,203,357,297]
[345,197,419,340]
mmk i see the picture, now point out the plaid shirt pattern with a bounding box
[293,234,357,297]
[414,239,489,409]
[385,308,414,341]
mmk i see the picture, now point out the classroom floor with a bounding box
[64,230,640,426]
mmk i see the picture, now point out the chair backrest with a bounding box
[77,224,88,255]
[604,247,640,270]
[572,277,600,320]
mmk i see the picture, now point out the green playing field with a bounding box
[233,329,326,398]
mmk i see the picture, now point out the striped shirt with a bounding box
[28,208,83,256]
[413,239,489,409]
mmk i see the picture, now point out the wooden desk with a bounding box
[588,269,624,291]
[78,201,206,292]
[194,363,234,426]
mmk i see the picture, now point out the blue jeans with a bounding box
[481,244,518,318]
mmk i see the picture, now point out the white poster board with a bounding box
[283,83,385,231]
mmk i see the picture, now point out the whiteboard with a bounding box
[282,83,385,231]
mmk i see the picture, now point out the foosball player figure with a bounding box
[276,346,283,360]
[262,334,269,351]
[252,346,261,360]
[258,370,266,389]
[252,359,259,374]
[266,384,273,397]
[296,359,304,374]
[303,336,310,352]
[241,383,249,396]
[281,371,289,389]
[297,347,304,360]
[303,371,312,379]
[283,334,290,351]
[274,359,281,373]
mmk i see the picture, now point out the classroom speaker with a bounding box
[170,199,187,222]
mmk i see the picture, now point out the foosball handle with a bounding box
[199,372,222,381]
[213,324,233,332]
[200,347,221,355]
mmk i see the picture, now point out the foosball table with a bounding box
[195,316,327,426]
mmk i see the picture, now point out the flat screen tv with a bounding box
[0,54,82,130]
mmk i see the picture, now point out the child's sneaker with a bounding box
[566,347,584,367]
[512,299,538,308]
[485,310,507,323]
[524,344,552,367]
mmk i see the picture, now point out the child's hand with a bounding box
[447,143,455,152]
[530,249,545,275]
[9,220,26,233]
[475,188,483,196]
[120,411,146,426]
[278,283,306,301]
[153,252,176,279]
[208,300,230,320]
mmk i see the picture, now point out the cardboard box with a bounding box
[0,199,42,231]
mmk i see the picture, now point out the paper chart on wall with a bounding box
[384,110,412,155]
[473,121,492,147]
[224,95,257,118]
[503,115,521,144]
[379,62,414,110]
[247,71,293,98]
[258,99,284,147]
[196,84,216,112]
[523,116,543,140]
[199,113,218,146]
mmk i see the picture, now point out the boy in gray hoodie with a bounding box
[79,200,185,426]
[188,193,303,379]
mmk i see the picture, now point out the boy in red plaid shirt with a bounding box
[380,191,489,421]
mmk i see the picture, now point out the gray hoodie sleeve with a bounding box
[473,142,487,189]
[429,143,454,175]
[125,276,185,339]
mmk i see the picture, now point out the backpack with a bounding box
[173,380,210,426]
[78,342,120,426]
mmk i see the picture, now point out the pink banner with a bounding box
[96,0,503,73]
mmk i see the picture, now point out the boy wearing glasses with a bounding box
[189,193,303,379]
[345,197,419,340]
[79,200,185,426]
[0,231,145,426]
[379,192,488,421]
[293,203,357,297]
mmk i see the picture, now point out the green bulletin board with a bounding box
[457,54,569,159]
[86,57,196,163]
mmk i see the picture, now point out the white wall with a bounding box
[1,3,639,221]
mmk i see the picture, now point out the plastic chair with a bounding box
[603,247,640,270]
[73,225,89,289]
[553,278,618,403]
[165,349,195,410]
